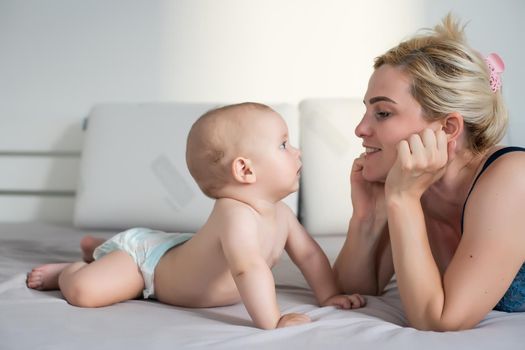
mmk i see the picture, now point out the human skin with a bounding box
[28,107,365,330]
[334,64,525,331]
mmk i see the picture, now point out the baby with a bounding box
[27,102,364,329]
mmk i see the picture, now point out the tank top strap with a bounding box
[461,146,525,233]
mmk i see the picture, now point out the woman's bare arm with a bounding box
[386,131,525,330]
[333,155,394,295]
[333,218,393,295]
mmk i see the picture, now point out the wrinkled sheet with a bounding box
[0,222,522,350]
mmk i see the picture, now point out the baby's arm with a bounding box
[284,207,365,309]
[220,207,309,329]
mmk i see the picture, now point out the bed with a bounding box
[2,222,524,349]
[1,100,523,349]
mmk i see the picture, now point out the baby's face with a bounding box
[242,110,302,198]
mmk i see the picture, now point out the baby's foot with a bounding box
[26,263,69,290]
[80,235,106,263]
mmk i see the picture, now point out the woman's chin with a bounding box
[362,168,387,183]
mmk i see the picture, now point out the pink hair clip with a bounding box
[485,53,505,92]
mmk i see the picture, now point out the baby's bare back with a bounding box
[153,200,290,308]
[153,231,239,307]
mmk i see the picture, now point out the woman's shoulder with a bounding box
[464,146,525,227]
[460,147,525,260]
[478,146,525,182]
[487,146,525,161]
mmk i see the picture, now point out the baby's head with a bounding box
[186,102,300,199]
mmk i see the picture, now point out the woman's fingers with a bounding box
[436,128,447,152]
[397,139,412,169]
[387,128,451,197]
[408,133,426,167]
[351,154,365,172]
[401,129,448,171]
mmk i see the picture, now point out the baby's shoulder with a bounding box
[211,199,260,244]
[275,201,300,227]
[215,197,255,212]
[275,201,294,215]
[212,198,258,226]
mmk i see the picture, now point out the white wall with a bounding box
[422,0,525,145]
[1,0,523,145]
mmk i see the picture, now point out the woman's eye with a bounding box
[280,141,287,150]
[375,111,391,119]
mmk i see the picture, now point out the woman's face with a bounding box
[355,64,439,182]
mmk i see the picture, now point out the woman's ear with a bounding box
[441,112,463,142]
[232,157,256,184]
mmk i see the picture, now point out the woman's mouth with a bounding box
[365,147,381,154]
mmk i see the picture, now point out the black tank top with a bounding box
[460,146,525,312]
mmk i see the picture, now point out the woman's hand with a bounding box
[333,156,394,296]
[350,154,386,223]
[385,129,452,199]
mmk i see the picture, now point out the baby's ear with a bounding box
[232,157,256,184]
[441,112,464,142]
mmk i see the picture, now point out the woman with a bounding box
[333,14,525,331]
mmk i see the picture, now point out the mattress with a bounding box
[1,222,522,349]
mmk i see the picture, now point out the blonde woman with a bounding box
[334,14,525,331]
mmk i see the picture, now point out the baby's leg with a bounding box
[27,263,71,290]
[27,234,109,290]
[80,235,107,262]
[58,250,144,308]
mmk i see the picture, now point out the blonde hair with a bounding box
[186,102,273,198]
[374,14,508,153]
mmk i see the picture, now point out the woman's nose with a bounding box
[354,115,371,138]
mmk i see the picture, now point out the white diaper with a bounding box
[93,227,193,299]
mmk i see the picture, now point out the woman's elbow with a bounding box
[332,265,354,293]
[333,266,381,296]
[409,313,479,332]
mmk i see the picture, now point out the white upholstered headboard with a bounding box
[0,118,84,222]
[0,99,365,236]
[73,102,299,233]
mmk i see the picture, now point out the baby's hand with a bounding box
[276,312,311,328]
[322,293,366,309]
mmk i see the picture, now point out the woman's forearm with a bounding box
[333,216,389,295]
[386,194,445,330]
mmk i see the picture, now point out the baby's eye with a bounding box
[280,141,287,150]
[375,111,391,119]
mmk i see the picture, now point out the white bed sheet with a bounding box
[0,222,522,349]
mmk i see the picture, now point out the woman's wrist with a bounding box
[348,213,387,246]
[385,191,421,208]
[385,192,422,231]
